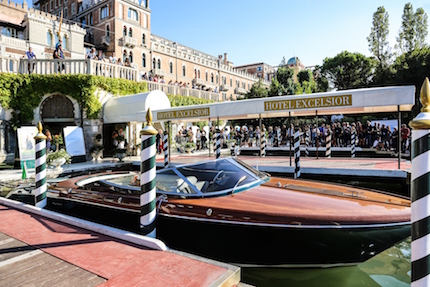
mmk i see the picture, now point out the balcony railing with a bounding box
[6,58,224,102]
[220,84,230,91]
[101,35,111,46]
[120,36,137,48]
[235,87,248,95]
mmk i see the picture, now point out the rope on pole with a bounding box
[140,108,158,237]
[163,131,168,167]
[294,130,300,179]
[34,122,47,208]
[410,78,430,287]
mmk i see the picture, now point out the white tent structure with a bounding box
[150,86,415,123]
[103,90,171,124]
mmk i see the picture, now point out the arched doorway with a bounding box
[40,95,76,148]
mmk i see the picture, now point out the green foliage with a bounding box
[47,149,71,165]
[167,94,212,106]
[321,51,376,90]
[0,74,148,129]
[245,79,268,99]
[274,64,295,95]
[367,6,391,65]
[396,3,428,53]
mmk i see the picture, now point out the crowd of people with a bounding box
[172,121,412,154]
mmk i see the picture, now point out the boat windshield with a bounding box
[156,158,268,197]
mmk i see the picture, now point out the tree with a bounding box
[244,79,268,99]
[396,3,428,53]
[321,51,375,90]
[367,6,391,65]
[268,58,296,96]
[295,70,316,94]
[313,65,329,92]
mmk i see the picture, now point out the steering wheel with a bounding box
[213,170,225,184]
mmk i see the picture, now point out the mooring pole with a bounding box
[34,122,47,208]
[409,78,430,287]
[294,127,300,179]
[289,111,292,166]
[316,111,319,159]
[208,117,211,157]
[140,108,158,237]
[398,106,402,170]
[168,121,171,165]
[163,130,168,167]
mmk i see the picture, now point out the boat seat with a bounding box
[156,174,198,194]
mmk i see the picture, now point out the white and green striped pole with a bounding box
[351,129,356,158]
[410,78,430,287]
[34,122,47,208]
[140,108,158,237]
[260,129,266,157]
[325,129,331,158]
[163,131,168,167]
[305,128,310,157]
[294,129,300,179]
[215,128,221,159]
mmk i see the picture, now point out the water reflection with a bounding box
[242,238,411,287]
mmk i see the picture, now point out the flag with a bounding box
[21,161,27,180]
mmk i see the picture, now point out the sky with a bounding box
[21,0,430,67]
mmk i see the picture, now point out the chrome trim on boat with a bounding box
[159,213,411,229]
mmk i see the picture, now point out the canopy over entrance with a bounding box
[150,86,415,123]
[103,90,171,124]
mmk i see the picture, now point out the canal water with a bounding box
[242,237,411,287]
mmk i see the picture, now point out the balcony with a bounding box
[120,36,137,48]
[220,84,230,91]
[195,78,204,85]
[235,87,248,95]
[101,35,111,46]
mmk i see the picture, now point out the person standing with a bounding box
[53,43,65,72]
[109,52,117,64]
[24,47,37,73]
[401,124,410,153]
[45,129,52,151]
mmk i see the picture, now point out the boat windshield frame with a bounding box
[81,157,268,198]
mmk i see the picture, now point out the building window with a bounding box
[230,78,232,87]
[197,70,200,79]
[182,65,186,77]
[50,0,53,10]
[211,73,214,83]
[71,2,75,15]
[169,62,173,74]
[205,72,208,82]
[55,0,59,7]
[142,54,146,68]
[100,6,109,20]
[143,14,147,28]
[54,33,59,45]
[64,7,68,17]
[81,18,86,28]
[142,34,145,45]
[194,69,197,78]
[47,31,52,46]
[62,35,67,50]
[123,50,127,63]
[129,52,133,63]
[119,4,123,19]
[128,8,138,21]
[89,13,93,25]
[106,25,110,37]
[152,58,156,69]
[123,26,126,36]
[128,28,132,37]
[216,75,219,84]
[157,59,161,69]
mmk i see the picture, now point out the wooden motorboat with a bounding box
[7,158,411,267]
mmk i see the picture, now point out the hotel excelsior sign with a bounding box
[264,95,352,111]
[157,107,210,120]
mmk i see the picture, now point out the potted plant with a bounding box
[51,134,64,151]
[47,149,71,169]
[184,142,195,153]
[226,139,236,149]
[90,145,104,161]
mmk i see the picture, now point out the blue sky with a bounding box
[22,0,430,67]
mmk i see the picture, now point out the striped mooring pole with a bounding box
[260,130,266,157]
[294,129,300,179]
[410,78,430,287]
[305,128,310,157]
[140,108,158,237]
[163,131,168,167]
[215,128,221,159]
[325,129,331,158]
[34,122,47,208]
[351,129,356,158]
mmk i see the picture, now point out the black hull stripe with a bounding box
[413,133,430,159]
[141,136,156,150]
[36,163,45,174]
[141,157,155,173]
[141,200,156,215]
[36,192,46,202]
[35,177,46,189]
[141,180,156,193]
[412,216,430,241]
[411,173,430,202]
[412,253,430,282]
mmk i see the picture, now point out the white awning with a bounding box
[103,90,171,123]
[151,86,415,123]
